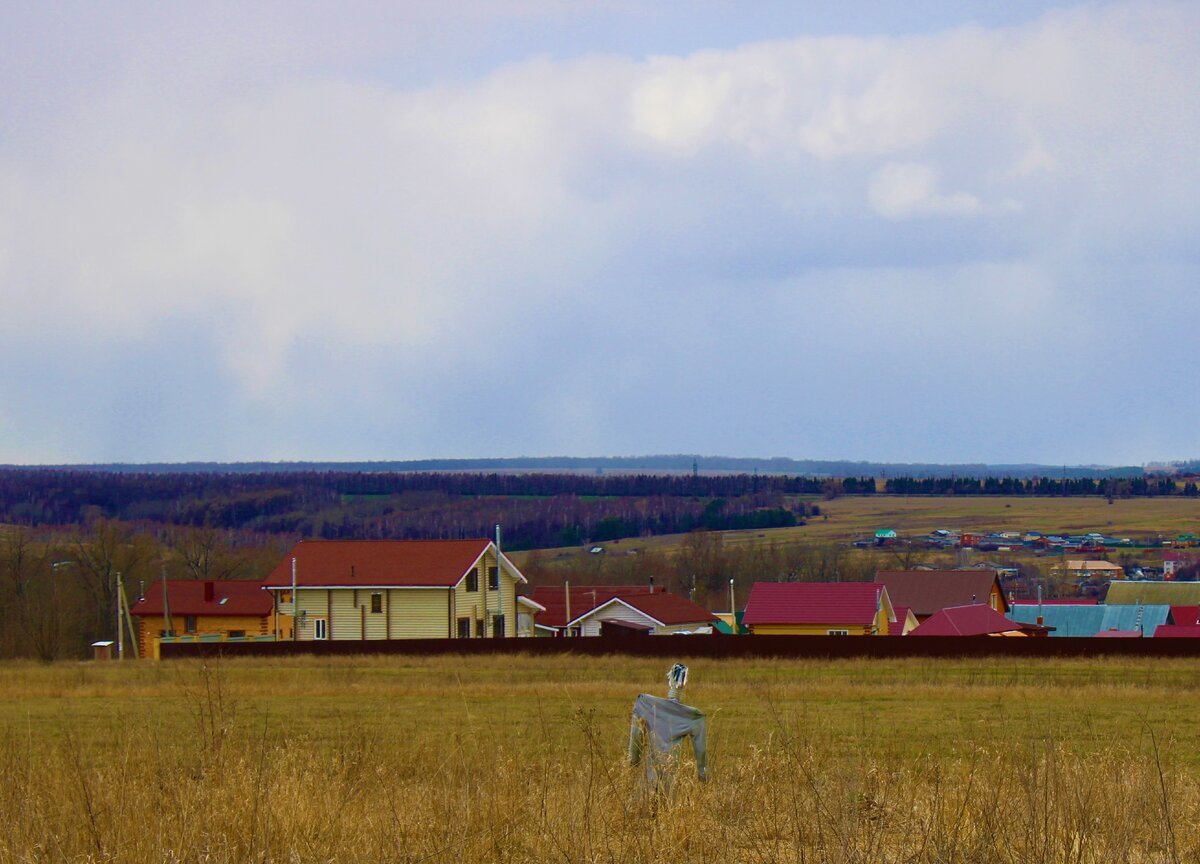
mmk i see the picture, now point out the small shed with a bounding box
[91,640,115,661]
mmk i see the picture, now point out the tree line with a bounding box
[882,476,1187,497]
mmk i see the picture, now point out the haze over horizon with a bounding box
[2,2,1196,466]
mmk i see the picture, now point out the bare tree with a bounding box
[73,520,153,643]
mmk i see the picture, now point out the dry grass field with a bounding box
[2,653,1199,862]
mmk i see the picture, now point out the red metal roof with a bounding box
[1153,624,1200,638]
[599,592,718,627]
[262,539,512,588]
[1010,599,1099,605]
[875,570,1007,617]
[1169,605,1200,625]
[888,605,913,636]
[1094,629,1143,638]
[131,580,272,618]
[742,582,886,628]
[909,604,1045,637]
[529,585,661,628]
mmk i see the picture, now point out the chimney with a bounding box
[204,581,214,602]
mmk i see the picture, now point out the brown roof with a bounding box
[131,580,272,618]
[874,570,1007,617]
[263,539,521,588]
[595,592,718,627]
[529,585,713,628]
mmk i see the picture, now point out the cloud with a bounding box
[0,2,1198,462]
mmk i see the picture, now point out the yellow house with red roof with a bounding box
[263,539,527,640]
[130,579,276,658]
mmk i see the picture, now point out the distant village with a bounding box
[118,528,1200,659]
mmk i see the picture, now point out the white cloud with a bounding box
[868,162,981,219]
[0,2,1198,461]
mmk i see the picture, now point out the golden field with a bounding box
[512,494,1200,572]
[1,653,1199,862]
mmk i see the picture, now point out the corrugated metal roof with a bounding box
[1154,624,1200,638]
[742,582,888,627]
[1106,581,1200,605]
[911,604,1045,637]
[262,539,513,588]
[874,570,1006,617]
[530,585,656,627]
[1008,604,1171,637]
[131,580,272,617]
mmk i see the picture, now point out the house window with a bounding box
[491,614,505,638]
[488,566,500,590]
[228,630,246,639]
[185,616,198,634]
[826,629,849,636]
[457,618,471,638]
[465,569,479,592]
[370,592,383,614]
[313,618,328,640]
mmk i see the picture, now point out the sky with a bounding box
[1,1,1197,466]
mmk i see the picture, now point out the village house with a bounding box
[874,570,1008,623]
[1065,560,1125,581]
[527,585,717,636]
[262,539,526,640]
[741,581,895,636]
[130,579,275,658]
[909,604,1051,637]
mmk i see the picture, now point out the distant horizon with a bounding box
[2,453,1186,480]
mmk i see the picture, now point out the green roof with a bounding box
[1106,581,1200,605]
[875,529,897,538]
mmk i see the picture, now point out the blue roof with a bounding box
[1009,604,1171,637]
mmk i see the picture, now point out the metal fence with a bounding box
[159,634,1200,661]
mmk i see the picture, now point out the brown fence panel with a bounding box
[158,635,1200,662]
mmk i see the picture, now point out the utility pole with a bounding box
[116,571,124,660]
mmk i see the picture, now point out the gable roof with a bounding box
[262,539,525,589]
[576,592,718,628]
[888,605,916,636]
[1169,605,1200,626]
[1154,624,1200,638]
[1066,560,1123,571]
[1009,603,1171,637]
[742,582,892,628]
[131,580,272,618]
[909,604,1047,637]
[1106,581,1200,606]
[874,570,1007,617]
[528,585,662,628]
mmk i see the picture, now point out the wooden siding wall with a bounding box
[453,551,518,637]
[137,614,272,658]
[387,589,450,639]
[579,606,708,636]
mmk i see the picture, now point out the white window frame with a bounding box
[313,618,328,640]
[826,629,849,636]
